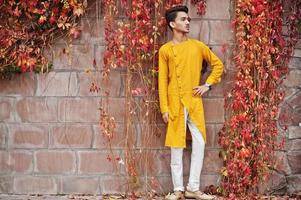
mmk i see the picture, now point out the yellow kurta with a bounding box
[158,38,224,147]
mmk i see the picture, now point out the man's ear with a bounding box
[169,21,175,29]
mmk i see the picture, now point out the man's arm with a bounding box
[158,47,169,123]
[202,44,224,86]
[193,43,224,96]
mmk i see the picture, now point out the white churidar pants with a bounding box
[170,108,205,192]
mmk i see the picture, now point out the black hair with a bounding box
[165,5,189,30]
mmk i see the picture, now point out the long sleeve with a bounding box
[202,45,224,85]
[158,47,169,114]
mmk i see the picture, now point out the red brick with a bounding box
[100,176,127,194]
[16,98,58,122]
[209,45,229,65]
[293,49,301,58]
[94,45,106,71]
[274,151,291,174]
[0,151,32,173]
[151,149,190,176]
[0,124,7,148]
[258,171,286,194]
[190,0,231,20]
[287,175,301,194]
[136,124,166,148]
[9,124,48,148]
[153,150,170,176]
[202,150,223,174]
[205,0,231,19]
[0,98,14,122]
[80,18,104,45]
[155,176,173,194]
[93,124,125,149]
[287,91,301,109]
[71,44,94,70]
[289,139,301,150]
[78,72,101,97]
[0,151,10,173]
[288,57,301,69]
[10,151,33,173]
[287,151,301,174]
[209,20,233,45]
[14,176,57,194]
[213,124,223,148]
[104,97,126,123]
[283,88,298,101]
[295,40,301,49]
[187,20,210,43]
[60,176,99,194]
[199,20,210,44]
[78,70,121,97]
[0,74,35,96]
[35,151,75,174]
[78,151,118,174]
[51,124,93,148]
[0,176,13,193]
[84,1,102,19]
[205,124,215,148]
[279,105,294,126]
[288,126,301,139]
[102,69,122,97]
[200,175,220,191]
[203,98,225,123]
[58,97,100,122]
[51,43,97,71]
[50,45,72,70]
[284,70,301,87]
[36,72,78,96]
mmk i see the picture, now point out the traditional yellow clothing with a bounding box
[158,38,223,147]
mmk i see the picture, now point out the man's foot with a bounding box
[185,190,215,200]
[165,191,185,200]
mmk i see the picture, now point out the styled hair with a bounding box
[165,5,189,30]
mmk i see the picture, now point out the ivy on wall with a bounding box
[0,0,86,79]
[218,0,300,198]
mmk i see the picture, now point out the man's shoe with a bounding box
[165,191,184,200]
[185,190,215,200]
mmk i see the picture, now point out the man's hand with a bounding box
[162,112,169,123]
[193,85,210,96]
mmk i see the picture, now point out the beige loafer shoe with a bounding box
[165,191,185,200]
[185,190,215,200]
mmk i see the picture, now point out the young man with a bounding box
[158,5,224,200]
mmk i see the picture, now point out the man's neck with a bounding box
[172,31,188,44]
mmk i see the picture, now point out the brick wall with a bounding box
[0,0,299,195]
[275,42,301,194]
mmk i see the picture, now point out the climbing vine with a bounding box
[218,0,301,198]
[0,0,86,79]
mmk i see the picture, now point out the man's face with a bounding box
[170,11,190,33]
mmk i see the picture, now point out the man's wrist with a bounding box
[204,83,212,90]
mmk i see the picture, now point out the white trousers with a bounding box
[171,108,205,192]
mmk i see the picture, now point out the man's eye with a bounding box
[181,17,191,21]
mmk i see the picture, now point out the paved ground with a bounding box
[0,194,300,200]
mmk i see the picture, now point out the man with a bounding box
[158,5,224,200]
